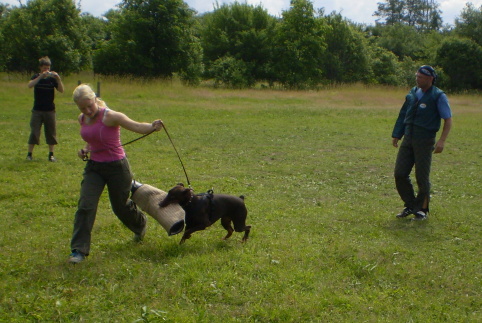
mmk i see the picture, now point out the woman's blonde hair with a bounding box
[72,84,106,107]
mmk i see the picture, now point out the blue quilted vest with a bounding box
[392,86,444,139]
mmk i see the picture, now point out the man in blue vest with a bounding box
[392,65,452,221]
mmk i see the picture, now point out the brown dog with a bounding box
[159,183,251,244]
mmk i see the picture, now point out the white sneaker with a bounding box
[411,210,428,221]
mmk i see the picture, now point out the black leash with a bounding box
[162,124,192,188]
[82,129,156,161]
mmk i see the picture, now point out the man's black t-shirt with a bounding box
[31,74,58,111]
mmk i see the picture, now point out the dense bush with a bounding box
[200,2,276,87]
[209,56,254,88]
[436,37,482,90]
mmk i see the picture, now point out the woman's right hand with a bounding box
[151,119,163,131]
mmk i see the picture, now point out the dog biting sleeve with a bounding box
[131,184,185,236]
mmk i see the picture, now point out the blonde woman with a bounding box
[69,84,163,264]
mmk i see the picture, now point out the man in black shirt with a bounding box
[27,56,64,162]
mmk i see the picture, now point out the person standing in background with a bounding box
[392,65,452,221]
[26,56,64,162]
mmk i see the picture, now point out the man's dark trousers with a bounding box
[394,136,435,212]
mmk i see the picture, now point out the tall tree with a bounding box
[372,23,424,59]
[374,0,405,25]
[1,0,90,74]
[320,13,372,83]
[273,0,327,89]
[0,3,9,17]
[425,0,443,30]
[374,0,442,30]
[455,3,482,46]
[80,13,110,51]
[93,0,203,84]
[0,3,9,71]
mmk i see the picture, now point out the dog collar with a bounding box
[179,190,194,207]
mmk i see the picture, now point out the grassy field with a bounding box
[0,73,480,322]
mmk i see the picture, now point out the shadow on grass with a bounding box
[383,216,442,245]
[121,234,241,264]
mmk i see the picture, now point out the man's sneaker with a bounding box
[396,207,413,218]
[26,155,33,161]
[68,250,86,264]
[48,155,56,162]
[412,210,428,221]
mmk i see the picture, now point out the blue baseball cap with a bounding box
[418,65,437,78]
[418,65,437,84]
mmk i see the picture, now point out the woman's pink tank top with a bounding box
[80,107,126,162]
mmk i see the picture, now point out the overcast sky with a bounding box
[3,0,481,25]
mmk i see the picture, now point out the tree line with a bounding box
[0,0,481,91]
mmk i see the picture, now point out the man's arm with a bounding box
[55,74,64,93]
[434,117,452,153]
[28,73,45,88]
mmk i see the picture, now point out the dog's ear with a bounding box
[177,183,184,187]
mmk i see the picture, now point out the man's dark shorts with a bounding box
[28,110,57,145]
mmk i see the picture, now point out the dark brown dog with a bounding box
[159,183,251,244]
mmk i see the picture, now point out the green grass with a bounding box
[0,73,481,322]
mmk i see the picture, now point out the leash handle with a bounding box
[163,124,192,188]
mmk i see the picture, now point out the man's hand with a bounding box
[392,137,400,148]
[434,139,445,153]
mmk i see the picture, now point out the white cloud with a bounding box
[439,0,481,25]
[77,0,122,16]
